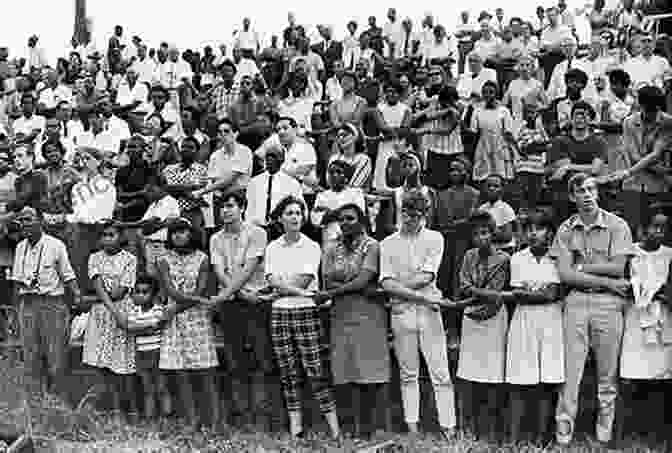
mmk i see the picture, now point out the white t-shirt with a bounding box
[141,195,181,242]
[265,233,321,309]
[623,55,671,90]
[67,175,117,224]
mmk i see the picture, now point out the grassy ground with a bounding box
[0,354,668,453]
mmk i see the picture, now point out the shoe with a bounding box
[556,419,573,446]
[438,427,458,442]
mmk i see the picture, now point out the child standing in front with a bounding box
[506,210,565,443]
[457,211,511,442]
[104,274,172,426]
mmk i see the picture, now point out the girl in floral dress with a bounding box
[157,217,219,431]
[83,220,138,423]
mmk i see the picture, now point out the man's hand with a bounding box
[312,291,331,306]
[603,278,631,298]
[550,165,570,181]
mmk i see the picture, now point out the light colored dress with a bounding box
[373,102,409,191]
[457,248,510,383]
[506,248,565,385]
[159,250,219,370]
[620,244,672,380]
[83,250,137,375]
[322,236,390,385]
[471,104,517,182]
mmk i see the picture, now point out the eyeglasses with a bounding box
[219,128,233,134]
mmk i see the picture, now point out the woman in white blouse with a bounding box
[265,195,342,442]
[68,146,117,292]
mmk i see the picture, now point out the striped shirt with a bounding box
[420,107,463,156]
[515,117,549,175]
[127,304,164,352]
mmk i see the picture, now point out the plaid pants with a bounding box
[20,295,70,390]
[271,306,335,413]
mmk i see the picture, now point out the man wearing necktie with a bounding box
[246,144,303,239]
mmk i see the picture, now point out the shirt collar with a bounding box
[568,208,609,230]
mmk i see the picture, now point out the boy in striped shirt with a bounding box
[105,274,170,424]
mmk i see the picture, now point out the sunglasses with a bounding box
[219,128,233,134]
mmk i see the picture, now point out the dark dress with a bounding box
[322,235,390,385]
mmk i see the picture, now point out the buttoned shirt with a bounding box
[38,85,73,110]
[155,59,193,90]
[210,222,267,294]
[11,234,76,296]
[380,227,444,310]
[211,81,241,120]
[246,171,304,226]
[116,80,150,112]
[549,208,634,271]
[621,111,672,193]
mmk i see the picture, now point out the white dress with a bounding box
[505,249,565,384]
[373,102,409,191]
[620,245,672,380]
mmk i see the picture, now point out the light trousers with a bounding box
[556,291,625,443]
[391,305,456,428]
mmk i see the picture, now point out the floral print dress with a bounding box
[159,250,219,370]
[83,250,137,374]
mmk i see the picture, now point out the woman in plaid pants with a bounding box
[265,195,342,441]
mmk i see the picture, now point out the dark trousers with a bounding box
[20,294,70,395]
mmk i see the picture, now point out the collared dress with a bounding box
[506,248,565,385]
[159,249,219,370]
[322,235,390,385]
[83,249,137,374]
[457,248,510,383]
[471,104,517,182]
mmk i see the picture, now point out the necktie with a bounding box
[265,173,274,222]
[404,32,410,56]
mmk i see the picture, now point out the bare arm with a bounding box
[93,276,129,328]
[157,257,210,310]
[215,256,262,302]
[380,277,441,306]
[267,273,315,298]
[200,171,243,195]
[513,283,563,305]
[555,247,618,289]
[580,255,628,278]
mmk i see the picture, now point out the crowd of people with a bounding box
[0,0,672,448]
